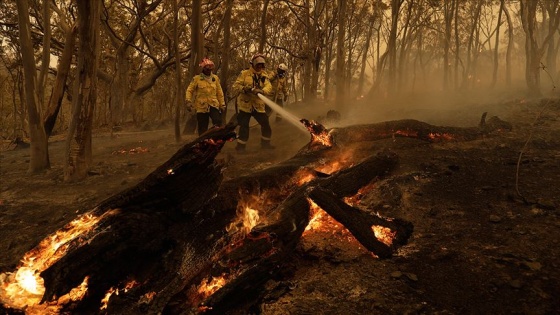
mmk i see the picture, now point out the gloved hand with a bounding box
[252,88,264,95]
[243,86,252,93]
[186,101,194,112]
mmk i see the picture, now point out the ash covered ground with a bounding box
[1,97,559,314]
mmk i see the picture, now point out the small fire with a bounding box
[311,132,333,147]
[428,132,455,141]
[226,202,262,238]
[301,119,333,147]
[303,200,354,243]
[111,147,150,155]
[293,169,317,186]
[394,129,418,137]
[0,210,117,311]
[343,183,376,206]
[100,279,140,310]
[315,160,342,174]
[371,225,396,246]
[197,275,227,300]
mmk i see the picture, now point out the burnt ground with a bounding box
[1,97,559,314]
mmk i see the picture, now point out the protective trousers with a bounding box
[236,110,271,143]
[196,107,223,136]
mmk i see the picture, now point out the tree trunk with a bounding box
[387,0,402,97]
[44,25,77,138]
[503,2,513,87]
[173,0,182,143]
[443,0,454,91]
[37,0,51,110]
[15,0,50,173]
[64,0,101,182]
[220,0,233,123]
[335,0,347,108]
[258,0,270,53]
[491,0,505,89]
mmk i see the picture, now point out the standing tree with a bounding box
[519,0,560,96]
[335,0,347,108]
[64,0,101,182]
[15,0,50,173]
[220,0,234,123]
[173,0,182,142]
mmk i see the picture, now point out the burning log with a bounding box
[0,125,237,314]
[332,112,512,144]
[165,151,406,314]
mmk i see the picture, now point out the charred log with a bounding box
[170,151,408,314]
[39,125,238,312]
[332,113,512,144]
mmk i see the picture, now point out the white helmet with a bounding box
[278,63,288,71]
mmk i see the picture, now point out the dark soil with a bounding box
[1,98,559,314]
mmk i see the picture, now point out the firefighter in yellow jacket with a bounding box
[185,58,225,136]
[232,53,274,151]
[266,63,289,122]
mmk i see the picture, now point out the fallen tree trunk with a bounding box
[332,113,512,144]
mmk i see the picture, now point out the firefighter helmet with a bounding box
[250,53,266,65]
[278,63,288,71]
[199,58,214,68]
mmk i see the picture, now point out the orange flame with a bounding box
[371,225,396,247]
[100,279,140,310]
[226,205,261,237]
[197,275,227,300]
[428,132,455,141]
[0,210,117,311]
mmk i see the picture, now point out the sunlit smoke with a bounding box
[257,94,309,133]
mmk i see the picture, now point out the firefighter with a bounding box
[266,63,289,122]
[185,58,226,136]
[232,53,274,151]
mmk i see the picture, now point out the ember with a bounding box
[111,146,150,155]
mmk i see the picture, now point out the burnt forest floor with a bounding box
[1,95,560,314]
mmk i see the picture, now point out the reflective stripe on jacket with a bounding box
[232,68,272,113]
[185,74,225,113]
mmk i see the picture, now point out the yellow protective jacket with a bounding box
[185,73,225,113]
[232,67,272,113]
[269,72,288,101]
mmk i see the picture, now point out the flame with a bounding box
[310,131,333,147]
[0,210,117,311]
[100,279,140,310]
[394,129,418,137]
[197,275,227,300]
[428,132,455,141]
[226,205,261,237]
[0,276,89,315]
[301,119,333,147]
[315,160,342,174]
[372,225,396,246]
[303,200,354,243]
[111,147,150,155]
[293,169,317,186]
[343,183,377,206]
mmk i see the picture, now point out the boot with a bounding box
[235,142,246,152]
[261,139,275,150]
